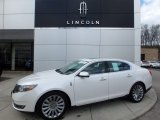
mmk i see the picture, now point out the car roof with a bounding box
[80,58,131,63]
[78,58,140,70]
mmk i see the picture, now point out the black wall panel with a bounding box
[101,0,134,13]
[35,0,67,13]
[35,14,66,27]
[102,14,134,27]
[35,0,134,28]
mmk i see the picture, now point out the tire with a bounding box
[129,83,145,103]
[36,91,69,120]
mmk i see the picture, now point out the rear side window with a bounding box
[108,61,130,72]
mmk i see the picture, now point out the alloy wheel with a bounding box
[41,95,65,119]
[131,84,144,102]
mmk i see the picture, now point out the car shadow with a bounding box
[19,97,128,120]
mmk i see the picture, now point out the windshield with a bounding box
[55,60,88,75]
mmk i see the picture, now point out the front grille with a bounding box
[13,84,20,93]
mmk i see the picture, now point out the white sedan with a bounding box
[141,61,150,68]
[148,61,160,68]
[12,59,152,120]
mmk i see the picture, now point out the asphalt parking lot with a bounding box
[0,70,158,120]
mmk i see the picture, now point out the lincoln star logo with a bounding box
[66,1,100,25]
[78,1,88,17]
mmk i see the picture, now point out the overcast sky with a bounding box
[141,0,160,25]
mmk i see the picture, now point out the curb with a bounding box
[132,89,157,120]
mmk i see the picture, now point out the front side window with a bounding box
[83,62,106,75]
[108,61,130,72]
[56,60,88,75]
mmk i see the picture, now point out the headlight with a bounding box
[13,84,37,93]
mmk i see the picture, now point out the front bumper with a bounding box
[151,65,160,68]
[12,102,25,110]
[11,91,38,112]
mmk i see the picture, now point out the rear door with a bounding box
[107,61,133,99]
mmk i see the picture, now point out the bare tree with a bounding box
[141,24,160,46]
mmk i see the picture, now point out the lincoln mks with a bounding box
[12,59,152,120]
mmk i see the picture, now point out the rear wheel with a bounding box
[36,92,69,120]
[129,83,145,103]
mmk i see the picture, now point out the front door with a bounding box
[74,61,109,105]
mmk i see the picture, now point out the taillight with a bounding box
[149,70,152,76]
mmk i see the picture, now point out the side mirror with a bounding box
[78,71,90,77]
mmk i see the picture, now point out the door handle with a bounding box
[127,74,132,77]
[100,78,107,81]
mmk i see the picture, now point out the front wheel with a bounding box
[36,92,69,120]
[129,83,145,103]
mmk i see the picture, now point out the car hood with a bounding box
[17,70,70,85]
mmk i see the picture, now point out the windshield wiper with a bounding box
[55,69,64,74]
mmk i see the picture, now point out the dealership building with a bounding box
[0,0,140,72]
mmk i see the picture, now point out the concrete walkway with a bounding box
[0,71,157,120]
